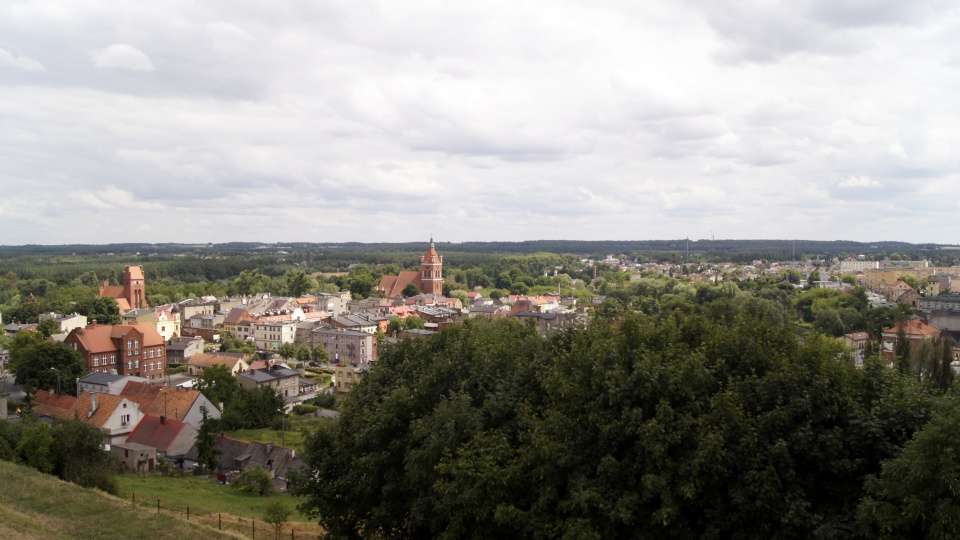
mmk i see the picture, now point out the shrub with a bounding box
[293,404,319,416]
[232,467,275,496]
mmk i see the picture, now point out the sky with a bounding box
[2,0,959,245]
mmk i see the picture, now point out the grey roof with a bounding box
[79,371,126,385]
[238,366,298,384]
[311,326,370,337]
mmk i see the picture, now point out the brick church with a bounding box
[98,265,148,313]
[376,239,444,298]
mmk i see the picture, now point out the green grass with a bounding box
[116,473,311,522]
[0,460,241,539]
[226,415,331,454]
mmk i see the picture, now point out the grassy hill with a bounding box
[0,460,243,540]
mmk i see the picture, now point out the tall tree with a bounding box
[194,406,221,474]
[11,340,85,394]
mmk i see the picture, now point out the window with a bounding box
[128,361,132,370]
[134,360,139,369]
[93,356,99,367]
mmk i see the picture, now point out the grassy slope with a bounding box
[116,474,311,522]
[0,460,242,540]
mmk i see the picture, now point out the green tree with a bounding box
[79,296,121,325]
[263,499,292,538]
[16,422,54,474]
[278,342,296,359]
[296,344,312,363]
[36,318,60,338]
[402,316,426,330]
[232,466,275,496]
[221,386,283,430]
[858,396,960,538]
[194,406,221,474]
[402,283,420,298]
[234,269,270,296]
[49,419,120,494]
[899,274,919,290]
[349,273,375,299]
[284,269,316,298]
[11,341,85,394]
[311,345,330,364]
[295,313,937,539]
[193,364,239,410]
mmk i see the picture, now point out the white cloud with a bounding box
[838,175,880,188]
[0,1,958,244]
[0,48,44,71]
[91,43,155,71]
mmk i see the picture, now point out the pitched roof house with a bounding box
[126,415,197,459]
[32,390,144,445]
[64,321,167,381]
[187,352,250,377]
[119,381,221,431]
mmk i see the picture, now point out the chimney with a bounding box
[88,392,99,418]
[160,415,166,425]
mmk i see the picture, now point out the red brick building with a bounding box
[64,321,167,380]
[377,239,444,297]
[98,265,148,313]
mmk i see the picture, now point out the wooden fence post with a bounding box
[219,513,222,530]
[157,499,160,514]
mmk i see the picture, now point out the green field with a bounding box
[116,474,310,522]
[226,414,331,454]
[0,460,241,540]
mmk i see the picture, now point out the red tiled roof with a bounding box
[33,390,125,429]
[126,415,187,452]
[882,318,941,338]
[120,382,200,423]
[378,271,421,298]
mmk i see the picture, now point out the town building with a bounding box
[64,321,167,380]
[237,364,300,397]
[311,327,377,365]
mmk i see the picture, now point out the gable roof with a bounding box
[69,322,166,353]
[188,352,247,369]
[120,382,202,423]
[33,390,127,428]
[377,271,421,298]
[126,415,188,452]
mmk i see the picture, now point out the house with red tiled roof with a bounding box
[98,266,147,314]
[119,381,220,432]
[881,318,941,363]
[187,352,250,377]
[32,390,144,445]
[126,414,197,459]
[65,321,167,381]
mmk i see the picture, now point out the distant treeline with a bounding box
[0,239,956,287]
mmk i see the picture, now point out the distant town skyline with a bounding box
[2,1,959,245]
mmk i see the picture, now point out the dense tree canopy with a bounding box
[294,313,940,539]
[10,338,86,394]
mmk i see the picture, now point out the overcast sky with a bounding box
[2,1,959,245]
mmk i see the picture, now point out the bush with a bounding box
[305,393,337,410]
[293,404,318,416]
[232,467,275,496]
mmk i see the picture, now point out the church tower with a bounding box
[123,266,147,310]
[419,238,443,296]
